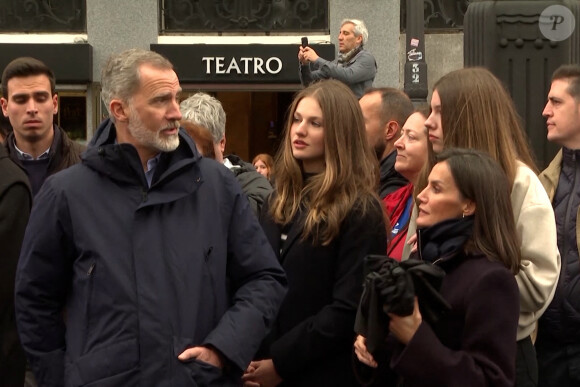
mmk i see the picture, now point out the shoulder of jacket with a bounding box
[538,150,562,196]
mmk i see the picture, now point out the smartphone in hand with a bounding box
[301,37,308,48]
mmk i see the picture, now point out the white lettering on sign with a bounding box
[240,58,252,74]
[215,57,225,74]
[254,57,265,74]
[202,56,283,75]
[266,57,282,74]
[412,63,419,84]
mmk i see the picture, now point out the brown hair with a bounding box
[2,57,56,97]
[363,87,415,129]
[552,64,580,102]
[433,67,538,183]
[252,153,274,179]
[181,121,216,159]
[271,79,381,245]
[437,148,521,274]
[411,106,437,202]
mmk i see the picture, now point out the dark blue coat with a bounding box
[14,119,287,387]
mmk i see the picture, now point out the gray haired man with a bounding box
[180,93,272,217]
[298,19,377,99]
[14,49,286,386]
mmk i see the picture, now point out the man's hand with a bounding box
[388,297,422,345]
[242,359,282,387]
[178,346,224,369]
[354,335,378,368]
[298,46,319,64]
[298,47,307,64]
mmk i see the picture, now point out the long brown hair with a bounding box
[270,79,381,245]
[410,105,436,202]
[434,67,537,183]
[438,148,521,274]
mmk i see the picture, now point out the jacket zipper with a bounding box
[83,262,96,352]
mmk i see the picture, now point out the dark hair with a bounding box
[363,87,415,128]
[414,104,431,120]
[0,113,12,142]
[181,121,216,159]
[2,57,56,97]
[436,148,521,274]
[552,64,580,102]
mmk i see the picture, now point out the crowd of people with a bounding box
[0,17,579,387]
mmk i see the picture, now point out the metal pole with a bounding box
[403,0,428,105]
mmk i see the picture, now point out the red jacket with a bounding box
[383,183,414,260]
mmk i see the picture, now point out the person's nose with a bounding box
[25,98,38,115]
[424,113,434,129]
[542,102,552,118]
[294,121,307,136]
[168,98,182,121]
[417,187,428,204]
[394,135,404,149]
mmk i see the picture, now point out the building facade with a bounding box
[0,0,466,160]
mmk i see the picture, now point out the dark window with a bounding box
[160,0,329,34]
[58,94,86,141]
[400,0,471,32]
[0,0,86,33]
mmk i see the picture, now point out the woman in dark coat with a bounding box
[355,148,521,387]
[242,79,387,387]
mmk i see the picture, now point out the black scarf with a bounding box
[417,216,475,264]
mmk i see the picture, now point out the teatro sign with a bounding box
[151,43,335,84]
[201,56,283,75]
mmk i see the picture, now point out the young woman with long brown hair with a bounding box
[424,67,560,387]
[243,79,387,387]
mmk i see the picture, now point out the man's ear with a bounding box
[385,121,400,142]
[0,98,7,117]
[110,99,129,122]
[219,136,226,153]
[52,94,58,115]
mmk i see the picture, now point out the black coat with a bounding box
[259,197,387,386]
[14,120,287,387]
[379,151,408,200]
[0,146,31,387]
[224,154,272,217]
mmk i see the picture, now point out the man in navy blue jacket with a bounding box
[537,64,580,387]
[14,48,287,387]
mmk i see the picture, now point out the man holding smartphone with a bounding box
[298,18,377,99]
